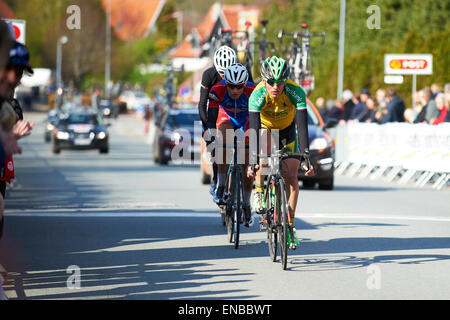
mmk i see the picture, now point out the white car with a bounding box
[118,90,153,112]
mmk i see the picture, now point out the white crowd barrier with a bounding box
[332,122,450,190]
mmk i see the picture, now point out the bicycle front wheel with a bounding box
[232,169,242,249]
[276,179,289,270]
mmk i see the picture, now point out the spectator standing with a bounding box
[424,87,439,123]
[444,84,450,122]
[431,83,442,99]
[381,87,405,123]
[360,96,378,123]
[326,98,345,124]
[341,89,355,122]
[349,88,369,121]
[414,87,433,123]
[315,97,328,122]
[375,88,387,109]
[432,93,447,125]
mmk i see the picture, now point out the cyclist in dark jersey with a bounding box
[199,45,253,196]
[207,63,255,226]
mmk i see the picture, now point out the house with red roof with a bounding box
[101,0,166,41]
[0,0,14,19]
[170,2,261,101]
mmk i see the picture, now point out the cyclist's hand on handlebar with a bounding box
[301,150,314,176]
[302,162,315,176]
[247,164,259,178]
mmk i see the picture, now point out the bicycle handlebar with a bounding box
[278,29,326,40]
[258,151,310,160]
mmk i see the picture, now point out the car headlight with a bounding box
[310,138,328,150]
[46,124,55,131]
[56,131,70,140]
[97,132,107,139]
[103,108,111,116]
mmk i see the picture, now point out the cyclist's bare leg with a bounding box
[282,158,300,223]
[255,128,270,186]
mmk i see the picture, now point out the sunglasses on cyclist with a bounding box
[266,79,287,87]
[227,83,245,90]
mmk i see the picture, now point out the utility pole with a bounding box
[337,0,346,99]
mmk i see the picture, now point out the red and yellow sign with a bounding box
[385,54,432,75]
[389,59,428,70]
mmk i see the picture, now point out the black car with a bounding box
[52,110,109,154]
[153,107,201,165]
[44,109,59,142]
[98,99,118,119]
[298,103,335,190]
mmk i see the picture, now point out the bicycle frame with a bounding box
[222,133,248,249]
[259,150,309,269]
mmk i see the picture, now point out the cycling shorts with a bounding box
[262,120,298,153]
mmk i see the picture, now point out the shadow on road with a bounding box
[2,210,450,299]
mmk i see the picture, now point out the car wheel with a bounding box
[45,133,51,142]
[160,156,169,165]
[99,147,109,154]
[153,144,160,163]
[52,144,60,154]
[303,180,316,189]
[319,177,334,190]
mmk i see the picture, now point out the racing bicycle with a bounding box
[219,131,250,249]
[278,24,325,96]
[259,150,310,270]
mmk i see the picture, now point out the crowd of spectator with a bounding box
[317,83,450,126]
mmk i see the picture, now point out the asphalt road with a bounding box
[1,112,449,300]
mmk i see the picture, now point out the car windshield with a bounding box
[167,112,200,126]
[306,106,320,126]
[63,114,101,125]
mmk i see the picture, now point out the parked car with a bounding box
[299,99,335,190]
[153,107,201,165]
[44,109,59,142]
[118,90,153,112]
[52,109,109,154]
[98,99,118,119]
[199,99,335,190]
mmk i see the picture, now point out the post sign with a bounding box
[385,54,433,75]
[3,19,26,44]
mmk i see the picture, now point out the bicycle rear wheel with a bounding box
[276,179,289,270]
[266,181,277,262]
[232,169,242,249]
[225,171,234,243]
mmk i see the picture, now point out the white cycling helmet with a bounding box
[214,45,237,75]
[224,63,249,85]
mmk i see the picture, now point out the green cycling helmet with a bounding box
[260,56,290,81]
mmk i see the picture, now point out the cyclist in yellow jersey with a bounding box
[247,56,314,248]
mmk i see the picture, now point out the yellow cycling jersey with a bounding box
[248,79,307,130]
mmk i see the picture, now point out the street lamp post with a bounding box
[56,35,68,108]
[337,0,346,100]
[105,0,111,99]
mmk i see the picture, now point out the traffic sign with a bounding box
[385,54,432,75]
[3,19,26,44]
[384,75,404,84]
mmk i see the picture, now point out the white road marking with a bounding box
[4,210,450,222]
